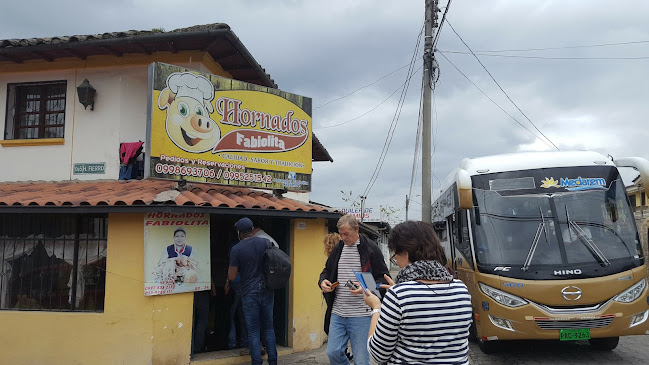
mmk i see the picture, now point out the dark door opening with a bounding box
[192,215,290,356]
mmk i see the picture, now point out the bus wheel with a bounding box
[477,336,499,354]
[588,337,619,351]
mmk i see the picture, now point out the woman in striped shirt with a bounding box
[363,221,472,365]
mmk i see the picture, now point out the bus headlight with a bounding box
[613,279,646,303]
[479,282,528,308]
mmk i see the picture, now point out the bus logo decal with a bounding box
[554,269,582,275]
[561,286,583,301]
[540,176,606,191]
[503,282,524,287]
[540,177,560,188]
[494,266,510,272]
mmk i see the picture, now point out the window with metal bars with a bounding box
[0,214,107,312]
[4,81,67,140]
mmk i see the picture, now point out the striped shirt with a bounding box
[368,279,472,365]
[332,241,371,317]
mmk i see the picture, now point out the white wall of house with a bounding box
[0,61,211,183]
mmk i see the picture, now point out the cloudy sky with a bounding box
[2,0,648,222]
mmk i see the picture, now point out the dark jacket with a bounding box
[318,234,390,334]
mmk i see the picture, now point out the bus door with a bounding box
[451,210,475,277]
[446,215,458,272]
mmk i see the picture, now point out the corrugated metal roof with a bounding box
[0,180,338,216]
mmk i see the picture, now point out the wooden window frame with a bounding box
[4,80,67,140]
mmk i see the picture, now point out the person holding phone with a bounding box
[318,214,390,365]
[363,220,472,365]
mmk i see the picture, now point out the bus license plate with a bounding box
[559,329,590,341]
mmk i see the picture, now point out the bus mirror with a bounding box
[614,157,649,198]
[457,169,473,209]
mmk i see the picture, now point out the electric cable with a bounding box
[437,51,557,150]
[317,69,421,130]
[362,21,425,199]
[438,51,649,60]
[463,40,649,53]
[446,20,560,151]
[314,62,415,109]
[408,68,425,201]
[432,0,453,50]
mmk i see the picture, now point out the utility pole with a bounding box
[405,195,410,221]
[359,195,367,223]
[422,0,438,223]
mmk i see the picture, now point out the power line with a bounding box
[408,66,425,200]
[363,22,424,199]
[466,40,649,53]
[437,50,649,60]
[316,74,418,130]
[432,0,453,50]
[437,51,557,150]
[445,20,559,151]
[314,62,414,109]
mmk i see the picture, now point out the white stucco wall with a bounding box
[0,61,211,182]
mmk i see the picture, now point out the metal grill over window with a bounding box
[0,214,107,312]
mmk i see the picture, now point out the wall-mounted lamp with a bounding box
[76,79,96,110]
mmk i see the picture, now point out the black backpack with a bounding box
[262,240,292,290]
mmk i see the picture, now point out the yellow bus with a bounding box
[432,151,649,353]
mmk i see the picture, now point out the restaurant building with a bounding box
[0,23,340,364]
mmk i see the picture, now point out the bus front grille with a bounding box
[535,317,613,330]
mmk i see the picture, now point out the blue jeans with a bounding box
[241,286,277,365]
[326,313,371,365]
[228,284,248,348]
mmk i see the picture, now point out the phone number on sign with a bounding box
[155,163,217,178]
[222,170,272,183]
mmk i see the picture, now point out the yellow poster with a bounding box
[146,63,312,191]
[143,213,211,296]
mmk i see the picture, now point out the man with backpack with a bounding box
[228,217,278,365]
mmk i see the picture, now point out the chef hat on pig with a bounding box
[166,72,214,103]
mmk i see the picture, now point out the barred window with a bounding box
[4,81,67,140]
[0,214,107,312]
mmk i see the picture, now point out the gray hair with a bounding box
[337,214,359,230]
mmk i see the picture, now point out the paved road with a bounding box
[278,335,648,364]
[468,335,648,365]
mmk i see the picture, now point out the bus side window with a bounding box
[456,210,474,267]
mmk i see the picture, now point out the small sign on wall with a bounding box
[73,162,106,175]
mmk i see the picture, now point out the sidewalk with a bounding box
[277,344,329,364]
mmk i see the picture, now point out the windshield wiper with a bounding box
[522,207,549,272]
[569,220,611,267]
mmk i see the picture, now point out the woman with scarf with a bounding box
[363,220,472,365]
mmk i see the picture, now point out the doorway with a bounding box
[192,214,290,356]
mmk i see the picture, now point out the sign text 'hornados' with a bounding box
[146,63,312,191]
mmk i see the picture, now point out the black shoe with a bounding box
[345,348,353,361]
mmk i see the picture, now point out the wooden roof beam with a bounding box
[0,53,23,63]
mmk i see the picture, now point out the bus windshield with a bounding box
[472,177,642,268]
